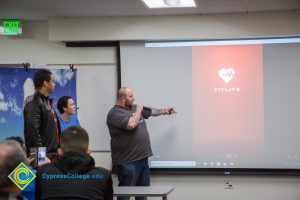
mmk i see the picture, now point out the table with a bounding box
[113,186,174,200]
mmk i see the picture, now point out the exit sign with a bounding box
[0,19,22,35]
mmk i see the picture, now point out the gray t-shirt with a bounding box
[106,105,153,165]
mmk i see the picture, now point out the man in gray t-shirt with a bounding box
[106,87,175,200]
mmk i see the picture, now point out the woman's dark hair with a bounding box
[57,96,72,114]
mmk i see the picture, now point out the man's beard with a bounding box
[127,102,133,108]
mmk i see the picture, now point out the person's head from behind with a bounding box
[58,126,90,156]
[33,69,55,94]
[5,136,25,151]
[117,87,135,108]
[0,140,28,193]
[57,96,76,115]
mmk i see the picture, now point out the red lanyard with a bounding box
[47,99,60,144]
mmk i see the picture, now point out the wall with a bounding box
[0,20,117,159]
[0,21,115,64]
[1,14,300,199]
[49,11,300,41]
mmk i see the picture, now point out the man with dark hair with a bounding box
[23,69,60,160]
[106,87,176,200]
[36,126,113,200]
[57,96,80,131]
[0,140,28,200]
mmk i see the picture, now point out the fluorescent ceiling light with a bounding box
[145,37,300,47]
[142,0,196,8]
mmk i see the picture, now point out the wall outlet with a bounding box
[224,180,234,189]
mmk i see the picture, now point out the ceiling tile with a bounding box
[0,0,297,20]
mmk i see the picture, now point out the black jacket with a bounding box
[0,192,26,200]
[23,91,60,157]
[36,152,113,200]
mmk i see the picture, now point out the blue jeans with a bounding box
[117,158,150,200]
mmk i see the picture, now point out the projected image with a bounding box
[121,39,300,170]
[0,67,77,141]
[192,45,264,168]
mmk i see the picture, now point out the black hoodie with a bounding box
[36,152,113,200]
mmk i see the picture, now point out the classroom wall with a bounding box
[1,13,300,199]
[49,11,300,41]
[0,21,117,165]
[0,21,115,64]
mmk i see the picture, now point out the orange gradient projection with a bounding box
[192,45,264,164]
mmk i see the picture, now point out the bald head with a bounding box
[116,87,135,108]
[117,87,131,100]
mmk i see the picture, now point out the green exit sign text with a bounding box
[1,19,22,35]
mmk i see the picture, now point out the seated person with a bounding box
[5,136,35,200]
[36,126,113,200]
[0,140,28,200]
[57,96,80,131]
[4,136,50,200]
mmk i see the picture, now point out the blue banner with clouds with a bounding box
[0,67,77,141]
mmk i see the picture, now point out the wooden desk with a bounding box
[113,186,174,200]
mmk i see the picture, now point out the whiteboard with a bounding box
[36,64,117,151]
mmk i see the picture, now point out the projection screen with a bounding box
[120,37,300,172]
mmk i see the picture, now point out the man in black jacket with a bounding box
[23,69,60,159]
[36,126,113,200]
